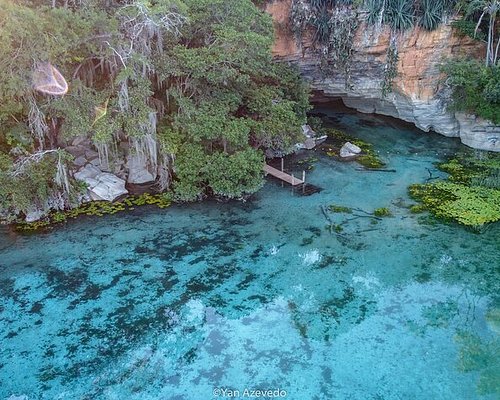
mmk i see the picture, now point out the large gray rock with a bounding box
[74,164,128,201]
[89,173,128,201]
[126,155,156,184]
[340,142,362,158]
[302,124,316,138]
[74,164,101,181]
[25,209,46,223]
[73,156,87,167]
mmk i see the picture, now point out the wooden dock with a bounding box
[264,164,303,186]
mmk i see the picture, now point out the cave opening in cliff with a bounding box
[309,94,426,133]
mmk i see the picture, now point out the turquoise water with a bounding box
[1,109,499,400]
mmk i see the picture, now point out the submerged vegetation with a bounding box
[409,153,500,229]
[323,127,386,169]
[15,193,172,232]
[0,0,310,222]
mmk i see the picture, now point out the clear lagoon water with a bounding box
[1,109,499,400]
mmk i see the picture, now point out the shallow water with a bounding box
[1,110,499,400]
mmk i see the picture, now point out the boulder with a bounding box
[72,136,90,147]
[85,149,99,160]
[126,155,156,184]
[340,142,362,158]
[74,164,128,201]
[302,124,316,138]
[65,145,86,158]
[73,156,87,167]
[74,164,101,181]
[25,209,46,223]
[89,173,128,201]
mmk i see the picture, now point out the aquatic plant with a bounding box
[409,181,500,228]
[373,207,392,216]
[357,154,386,169]
[15,193,172,232]
[409,152,500,229]
[321,128,386,169]
[328,204,353,213]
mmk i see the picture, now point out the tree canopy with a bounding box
[0,0,310,220]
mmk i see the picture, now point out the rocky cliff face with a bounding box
[266,0,500,152]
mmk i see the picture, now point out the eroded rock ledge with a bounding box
[266,0,500,152]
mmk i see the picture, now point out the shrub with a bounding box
[442,59,500,124]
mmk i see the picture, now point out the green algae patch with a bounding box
[322,128,386,169]
[357,154,386,169]
[409,153,500,229]
[15,193,172,232]
[373,207,392,217]
[328,204,353,213]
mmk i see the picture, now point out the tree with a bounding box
[0,0,310,220]
[466,0,499,66]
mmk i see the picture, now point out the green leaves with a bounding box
[419,0,444,30]
[409,153,500,229]
[205,149,264,198]
[442,59,500,124]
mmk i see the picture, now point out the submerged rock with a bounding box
[340,142,362,158]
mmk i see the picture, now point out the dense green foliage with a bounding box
[364,0,458,30]
[442,59,500,124]
[0,0,310,221]
[409,153,500,229]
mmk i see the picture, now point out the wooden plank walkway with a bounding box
[264,164,303,186]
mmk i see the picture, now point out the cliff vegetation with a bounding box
[0,0,310,222]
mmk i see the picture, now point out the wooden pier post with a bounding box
[302,170,306,184]
[281,157,284,172]
[291,174,295,185]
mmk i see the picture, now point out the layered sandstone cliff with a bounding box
[266,0,500,152]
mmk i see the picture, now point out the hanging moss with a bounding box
[15,193,172,232]
[381,41,399,98]
[325,6,358,88]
